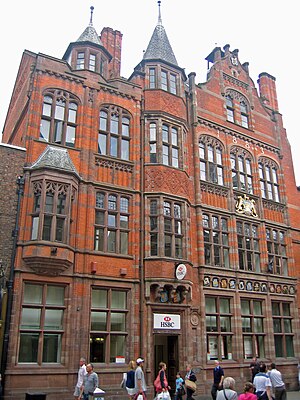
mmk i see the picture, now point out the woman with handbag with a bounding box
[185,364,197,400]
[125,360,136,399]
[154,362,171,399]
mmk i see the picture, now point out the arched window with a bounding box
[40,90,78,147]
[258,158,280,202]
[226,95,234,123]
[199,137,224,185]
[98,106,130,160]
[225,90,251,129]
[230,148,253,193]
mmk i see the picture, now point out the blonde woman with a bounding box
[126,360,136,399]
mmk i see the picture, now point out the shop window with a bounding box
[230,148,253,193]
[205,297,233,360]
[266,228,288,275]
[31,180,72,244]
[241,299,265,359]
[94,192,129,254]
[237,221,260,272]
[258,158,280,202]
[202,213,229,268]
[18,283,65,364]
[199,137,224,185]
[40,90,78,147]
[90,288,128,363]
[98,106,130,160]
[272,302,294,357]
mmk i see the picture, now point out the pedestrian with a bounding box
[253,363,272,400]
[81,363,98,400]
[126,360,136,399]
[216,377,237,400]
[174,372,185,400]
[249,357,260,383]
[135,357,147,399]
[154,361,170,397]
[185,363,197,400]
[238,382,257,400]
[74,357,87,400]
[211,360,224,400]
[268,363,286,400]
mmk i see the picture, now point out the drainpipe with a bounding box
[1,175,25,387]
[139,96,145,357]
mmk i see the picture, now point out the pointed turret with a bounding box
[143,0,178,67]
[76,6,102,46]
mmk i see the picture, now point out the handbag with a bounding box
[185,379,196,392]
[154,370,168,392]
[178,386,186,396]
[157,391,171,400]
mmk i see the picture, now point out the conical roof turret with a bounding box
[143,1,178,66]
[76,6,102,46]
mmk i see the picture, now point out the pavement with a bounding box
[286,392,300,400]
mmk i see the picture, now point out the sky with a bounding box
[1,0,299,184]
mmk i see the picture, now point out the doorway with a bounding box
[154,335,178,396]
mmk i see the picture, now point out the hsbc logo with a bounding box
[153,314,180,330]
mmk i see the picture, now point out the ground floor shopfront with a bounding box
[2,269,300,399]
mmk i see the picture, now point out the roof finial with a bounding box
[89,5,94,26]
[158,1,162,25]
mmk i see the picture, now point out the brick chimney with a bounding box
[100,27,122,78]
[258,72,278,111]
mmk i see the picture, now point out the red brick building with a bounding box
[1,5,300,399]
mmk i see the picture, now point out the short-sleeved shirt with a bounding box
[135,366,146,392]
[253,373,271,393]
[213,366,224,385]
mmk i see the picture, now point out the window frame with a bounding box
[149,197,185,259]
[18,282,66,365]
[199,137,224,185]
[31,180,73,244]
[271,301,294,358]
[230,148,253,193]
[147,66,178,95]
[98,106,131,160]
[202,213,230,268]
[40,90,78,148]
[236,220,260,272]
[241,298,265,359]
[205,296,233,361]
[89,287,128,364]
[258,159,280,202]
[266,227,288,275]
[94,191,130,255]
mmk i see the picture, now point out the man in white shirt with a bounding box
[268,363,286,400]
[253,363,272,400]
[135,357,147,398]
[74,357,87,400]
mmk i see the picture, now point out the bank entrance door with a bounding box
[154,335,178,397]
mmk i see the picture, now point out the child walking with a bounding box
[175,372,185,400]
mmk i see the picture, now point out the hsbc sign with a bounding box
[153,313,180,330]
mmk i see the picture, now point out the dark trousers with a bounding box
[186,387,195,400]
[274,386,287,400]
[211,384,220,400]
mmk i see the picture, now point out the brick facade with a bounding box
[1,7,300,400]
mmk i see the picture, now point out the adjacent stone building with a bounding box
[1,4,300,399]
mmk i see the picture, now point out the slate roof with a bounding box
[30,146,80,177]
[143,13,178,66]
[76,24,102,46]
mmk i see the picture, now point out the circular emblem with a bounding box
[164,316,171,322]
[191,313,199,326]
[175,263,187,280]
